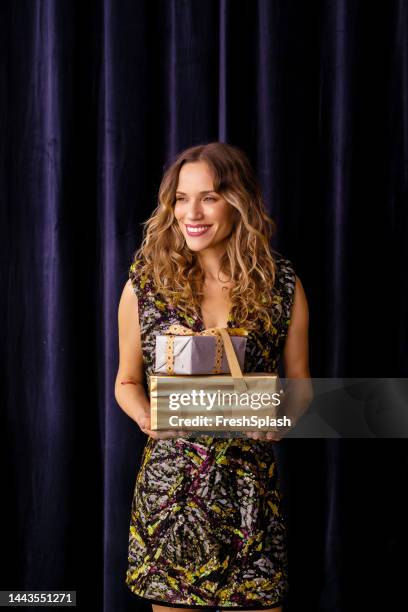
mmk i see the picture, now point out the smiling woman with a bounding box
[173,160,238,330]
[174,163,235,256]
[115,142,310,612]
[128,143,288,336]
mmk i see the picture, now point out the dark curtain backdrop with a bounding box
[1,1,407,611]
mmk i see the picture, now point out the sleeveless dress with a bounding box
[125,253,297,610]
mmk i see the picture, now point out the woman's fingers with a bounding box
[266,431,281,441]
[140,425,280,442]
[137,412,178,439]
[245,430,281,442]
[141,427,183,439]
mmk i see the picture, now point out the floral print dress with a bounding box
[125,253,297,610]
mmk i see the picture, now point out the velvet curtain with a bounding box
[1,1,407,610]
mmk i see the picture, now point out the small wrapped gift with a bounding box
[155,324,247,375]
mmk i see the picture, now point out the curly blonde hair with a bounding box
[131,142,283,332]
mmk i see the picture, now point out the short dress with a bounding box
[125,253,297,610]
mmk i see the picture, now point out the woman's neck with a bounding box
[197,245,229,283]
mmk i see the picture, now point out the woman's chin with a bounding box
[184,234,230,253]
[185,241,212,252]
[184,235,214,251]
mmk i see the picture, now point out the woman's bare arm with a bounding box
[282,275,311,378]
[278,275,314,434]
[115,279,180,439]
[246,275,312,441]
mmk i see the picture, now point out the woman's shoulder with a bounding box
[270,250,297,318]
[272,250,296,286]
[128,253,154,297]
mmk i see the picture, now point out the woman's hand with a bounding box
[245,430,282,441]
[135,408,184,440]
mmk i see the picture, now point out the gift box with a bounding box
[149,372,281,432]
[149,326,283,433]
[155,324,247,375]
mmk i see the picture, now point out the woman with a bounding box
[115,142,310,611]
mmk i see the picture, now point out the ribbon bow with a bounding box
[162,324,248,375]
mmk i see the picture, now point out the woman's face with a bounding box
[174,161,235,253]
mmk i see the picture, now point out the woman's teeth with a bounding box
[185,225,212,236]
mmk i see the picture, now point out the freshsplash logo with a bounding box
[169,413,291,429]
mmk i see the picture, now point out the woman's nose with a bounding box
[185,199,204,219]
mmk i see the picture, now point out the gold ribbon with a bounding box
[162,324,248,391]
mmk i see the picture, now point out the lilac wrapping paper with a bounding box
[155,335,247,374]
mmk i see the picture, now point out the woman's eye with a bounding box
[175,196,216,202]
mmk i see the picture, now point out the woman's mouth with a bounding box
[184,224,212,237]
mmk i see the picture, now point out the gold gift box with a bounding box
[148,372,282,432]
